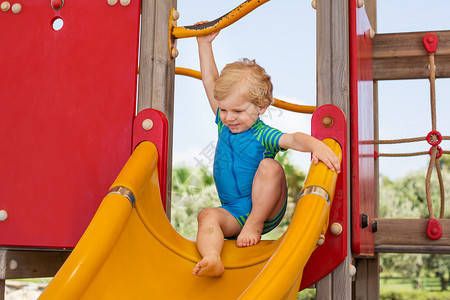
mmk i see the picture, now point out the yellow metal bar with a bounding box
[172,0,271,39]
[175,67,316,114]
[175,67,202,80]
[273,99,316,114]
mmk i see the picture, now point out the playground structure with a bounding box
[0,0,448,299]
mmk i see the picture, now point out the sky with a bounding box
[172,0,450,180]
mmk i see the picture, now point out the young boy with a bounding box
[192,28,341,278]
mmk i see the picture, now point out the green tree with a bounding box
[264,151,307,239]
[275,151,307,204]
[439,155,450,171]
[424,254,450,291]
[171,166,218,238]
[380,168,450,219]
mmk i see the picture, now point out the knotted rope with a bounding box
[425,50,445,219]
[374,34,447,220]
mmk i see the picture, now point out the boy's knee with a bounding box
[197,207,217,224]
[258,158,284,177]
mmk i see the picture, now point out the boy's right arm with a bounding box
[197,28,220,115]
[279,132,341,173]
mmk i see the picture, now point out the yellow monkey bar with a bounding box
[171,0,271,39]
[169,0,272,58]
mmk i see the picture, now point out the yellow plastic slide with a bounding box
[40,139,341,300]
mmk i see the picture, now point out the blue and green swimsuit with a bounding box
[214,110,288,235]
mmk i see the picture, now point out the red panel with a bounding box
[300,105,348,290]
[0,1,140,247]
[349,0,375,255]
[133,109,169,209]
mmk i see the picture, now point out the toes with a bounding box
[192,263,201,275]
[237,236,250,247]
[237,236,246,247]
[193,259,208,275]
[199,259,208,268]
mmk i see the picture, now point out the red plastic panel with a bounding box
[133,109,169,210]
[300,105,348,290]
[349,0,375,255]
[0,1,140,248]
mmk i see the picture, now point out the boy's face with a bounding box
[218,90,267,134]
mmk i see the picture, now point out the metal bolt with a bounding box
[142,119,153,131]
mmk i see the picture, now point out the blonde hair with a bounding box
[214,58,273,107]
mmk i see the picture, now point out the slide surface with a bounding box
[40,140,341,300]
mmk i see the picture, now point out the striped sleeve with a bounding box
[253,120,286,158]
[215,108,224,133]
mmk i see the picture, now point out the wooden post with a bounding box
[316,0,352,298]
[138,0,177,216]
[0,280,4,300]
[353,257,380,300]
[0,249,4,300]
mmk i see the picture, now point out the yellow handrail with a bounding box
[172,0,271,39]
[175,67,316,114]
[240,138,342,298]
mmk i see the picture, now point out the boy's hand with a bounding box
[279,133,341,174]
[195,21,220,44]
[312,143,341,174]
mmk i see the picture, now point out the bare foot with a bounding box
[236,221,263,247]
[192,253,224,277]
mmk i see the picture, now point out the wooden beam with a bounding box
[372,30,450,80]
[138,0,156,112]
[373,55,450,80]
[316,0,350,111]
[316,0,352,298]
[138,0,177,215]
[374,218,450,253]
[0,248,70,280]
[0,248,69,299]
[0,279,4,300]
[373,30,450,58]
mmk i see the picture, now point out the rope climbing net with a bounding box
[374,33,448,238]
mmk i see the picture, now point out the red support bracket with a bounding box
[427,218,443,240]
[133,109,169,210]
[300,104,348,290]
[423,33,439,54]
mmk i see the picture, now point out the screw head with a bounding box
[142,119,153,131]
[0,210,7,221]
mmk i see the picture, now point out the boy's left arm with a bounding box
[279,132,341,173]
